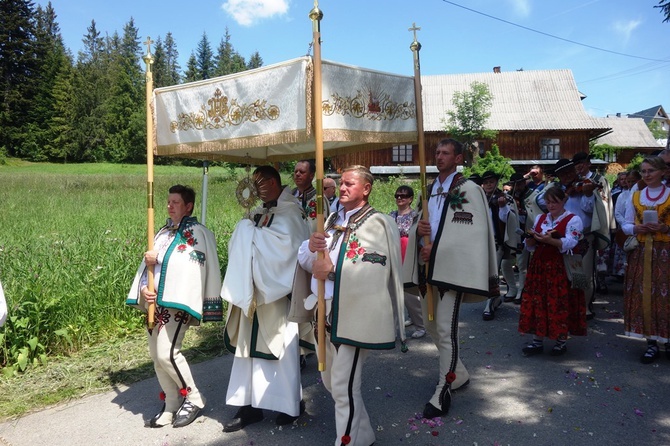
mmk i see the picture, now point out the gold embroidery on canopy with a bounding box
[170,88,281,132]
[322,88,415,121]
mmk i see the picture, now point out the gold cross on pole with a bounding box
[409,22,421,42]
[144,36,154,55]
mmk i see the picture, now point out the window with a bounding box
[392,144,413,163]
[540,138,560,160]
[601,151,617,163]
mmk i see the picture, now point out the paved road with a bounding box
[1,279,669,446]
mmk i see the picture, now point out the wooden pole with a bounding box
[310,1,327,372]
[143,37,156,329]
[409,23,434,321]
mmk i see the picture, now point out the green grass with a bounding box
[0,160,418,419]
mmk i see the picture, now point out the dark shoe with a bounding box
[502,293,517,303]
[223,405,264,432]
[522,343,543,357]
[513,297,522,305]
[641,344,659,364]
[482,297,501,321]
[172,399,202,428]
[586,311,595,321]
[275,400,306,426]
[596,284,608,294]
[422,402,446,419]
[300,354,307,371]
[146,404,173,428]
[550,343,567,356]
[665,343,670,360]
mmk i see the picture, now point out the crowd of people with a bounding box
[117,142,670,446]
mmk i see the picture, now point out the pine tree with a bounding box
[72,20,108,161]
[152,36,168,88]
[163,32,181,86]
[184,52,200,83]
[0,0,38,157]
[196,32,214,80]
[247,51,263,70]
[31,2,72,161]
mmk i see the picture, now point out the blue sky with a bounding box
[36,0,669,118]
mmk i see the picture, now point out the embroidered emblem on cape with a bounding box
[361,252,387,266]
[305,199,317,219]
[452,211,474,224]
[189,250,206,265]
[344,234,366,263]
[447,190,469,210]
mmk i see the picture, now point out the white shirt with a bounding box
[297,205,364,300]
[427,171,458,242]
[622,185,670,235]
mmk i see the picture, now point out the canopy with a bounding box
[153,57,418,163]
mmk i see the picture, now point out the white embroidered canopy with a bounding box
[153,57,418,163]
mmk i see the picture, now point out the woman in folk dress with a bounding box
[621,156,670,364]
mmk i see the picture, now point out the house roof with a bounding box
[628,105,668,124]
[593,117,662,148]
[421,69,609,136]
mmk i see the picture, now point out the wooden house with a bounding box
[593,116,662,166]
[330,68,611,173]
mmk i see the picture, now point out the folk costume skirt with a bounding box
[623,240,670,343]
[518,243,587,341]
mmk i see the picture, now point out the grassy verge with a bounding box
[0,322,226,421]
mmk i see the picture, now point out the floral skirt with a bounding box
[518,245,587,340]
[623,240,670,342]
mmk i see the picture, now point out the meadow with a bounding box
[0,160,415,418]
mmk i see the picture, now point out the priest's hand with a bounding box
[141,286,157,303]
[312,253,333,281]
[420,243,433,263]
[417,220,431,238]
[308,232,330,253]
[144,250,159,266]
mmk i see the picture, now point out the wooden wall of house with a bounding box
[330,130,599,171]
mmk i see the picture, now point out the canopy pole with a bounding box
[409,23,434,321]
[310,1,327,372]
[143,37,156,329]
[201,161,209,225]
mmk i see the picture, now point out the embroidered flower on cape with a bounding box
[176,243,188,252]
[344,235,366,263]
[306,199,317,219]
[448,190,469,211]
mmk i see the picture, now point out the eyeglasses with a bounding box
[324,186,336,190]
[640,169,659,175]
[395,194,411,199]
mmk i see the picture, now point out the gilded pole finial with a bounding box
[409,22,422,52]
[309,0,323,27]
[143,36,155,67]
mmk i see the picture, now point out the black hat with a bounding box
[550,158,575,175]
[468,173,482,185]
[571,152,593,164]
[480,170,500,181]
[509,173,526,183]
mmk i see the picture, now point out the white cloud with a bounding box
[613,19,642,43]
[222,0,290,26]
[508,0,531,17]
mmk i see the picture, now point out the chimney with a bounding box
[493,66,501,74]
